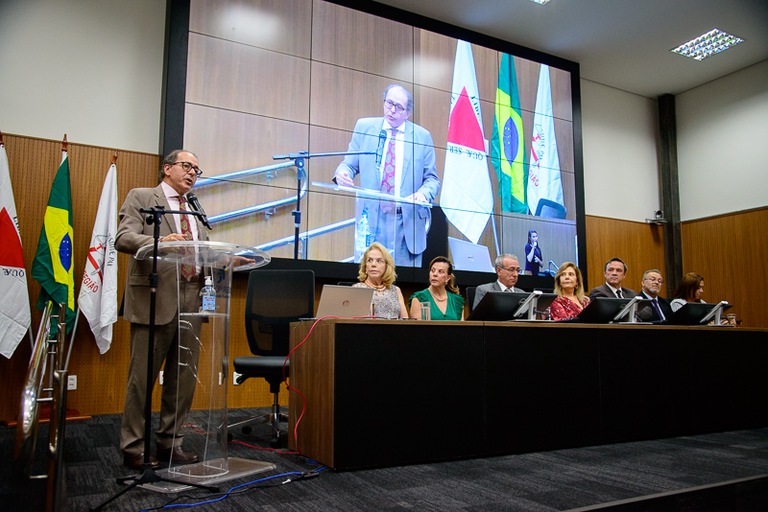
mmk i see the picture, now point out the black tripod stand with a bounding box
[91,206,217,511]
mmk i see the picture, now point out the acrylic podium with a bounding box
[134,240,272,491]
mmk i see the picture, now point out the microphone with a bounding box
[186,192,212,230]
[375,129,387,168]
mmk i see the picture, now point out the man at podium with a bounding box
[334,84,440,267]
[115,149,209,470]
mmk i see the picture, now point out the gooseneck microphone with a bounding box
[375,129,387,168]
[186,192,212,230]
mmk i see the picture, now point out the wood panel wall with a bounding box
[585,215,666,293]
[680,208,768,329]
[1,133,765,421]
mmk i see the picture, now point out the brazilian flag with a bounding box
[490,53,527,213]
[32,154,75,334]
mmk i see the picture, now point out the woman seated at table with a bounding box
[670,272,705,312]
[408,256,465,321]
[353,242,408,319]
[549,262,590,321]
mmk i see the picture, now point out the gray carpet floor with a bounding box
[3,409,768,511]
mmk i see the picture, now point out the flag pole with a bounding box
[64,305,80,371]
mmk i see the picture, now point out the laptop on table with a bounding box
[314,284,374,319]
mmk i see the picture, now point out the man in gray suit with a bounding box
[116,149,208,470]
[334,84,440,267]
[473,254,525,309]
[588,257,637,300]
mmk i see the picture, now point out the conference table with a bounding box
[288,319,768,470]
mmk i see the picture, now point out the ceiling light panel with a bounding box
[671,28,744,61]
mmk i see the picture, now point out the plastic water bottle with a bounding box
[355,208,371,255]
[199,275,217,313]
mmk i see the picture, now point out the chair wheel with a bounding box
[242,426,252,435]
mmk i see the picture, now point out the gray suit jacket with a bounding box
[473,281,525,310]
[115,184,209,325]
[588,283,637,301]
[336,117,440,255]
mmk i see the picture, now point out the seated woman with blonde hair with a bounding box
[353,242,408,319]
[408,256,464,321]
[550,262,590,321]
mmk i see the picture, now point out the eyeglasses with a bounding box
[172,161,203,177]
[501,266,522,274]
[384,99,406,113]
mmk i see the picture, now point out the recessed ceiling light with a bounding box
[529,0,552,5]
[671,28,744,61]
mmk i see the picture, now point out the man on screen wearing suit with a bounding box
[588,257,637,301]
[473,254,526,310]
[635,268,674,323]
[116,150,208,470]
[334,84,440,267]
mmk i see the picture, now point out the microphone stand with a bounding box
[273,150,372,259]
[91,206,217,511]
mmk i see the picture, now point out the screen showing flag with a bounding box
[169,0,581,278]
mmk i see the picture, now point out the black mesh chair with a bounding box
[466,286,477,312]
[228,269,315,444]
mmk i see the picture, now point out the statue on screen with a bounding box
[333,84,440,267]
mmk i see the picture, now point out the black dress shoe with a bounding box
[157,446,199,465]
[123,452,160,470]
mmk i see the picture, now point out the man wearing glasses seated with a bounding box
[473,254,526,310]
[334,84,440,267]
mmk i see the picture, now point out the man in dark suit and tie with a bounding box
[473,254,526,309]
[116,149,208,470]
[334,84,440,267]
[588,257,637,300]
[635,269,674,322]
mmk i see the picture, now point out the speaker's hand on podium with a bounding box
[333,169,355,187]
[161,232,191,243]
[404,191,427,204]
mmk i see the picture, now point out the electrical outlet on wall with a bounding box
[67,375,77,391]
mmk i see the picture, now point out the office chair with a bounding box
[534,198,567,219]
[229,269,315,444]
[466,286,477,312]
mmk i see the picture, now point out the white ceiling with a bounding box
[372,0,768,98]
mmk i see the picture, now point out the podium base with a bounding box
[139,457,276,493]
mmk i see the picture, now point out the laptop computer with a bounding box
[314,284,374,318]
[665,301,732,326]
[575,297,649,324]
[467,291,553,321]
[448,237,494,273]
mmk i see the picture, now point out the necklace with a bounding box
[429,289,447,302]
[365,280,385,290]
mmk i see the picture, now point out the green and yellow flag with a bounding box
[490,53,527,213]
[32,152,76,334]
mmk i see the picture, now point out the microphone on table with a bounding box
[375,129,387,168]
[186,192,212,230]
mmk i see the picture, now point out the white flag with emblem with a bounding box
[78,162,118,354]
[527,64,565,217]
